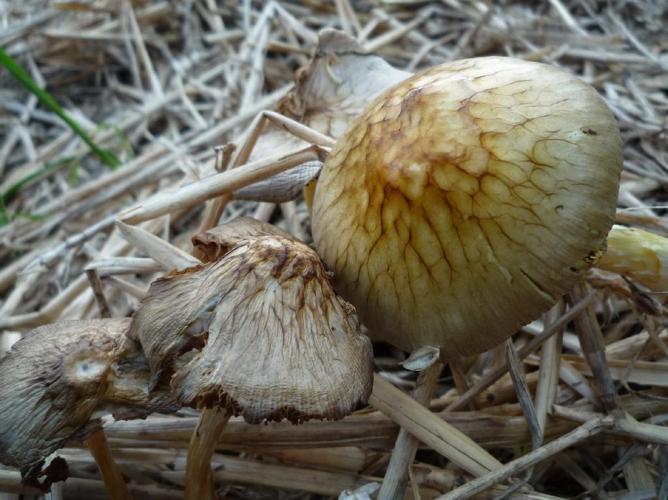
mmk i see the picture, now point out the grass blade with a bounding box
[0,47,120,168]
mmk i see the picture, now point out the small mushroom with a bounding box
[129,217,373,499]
[312,56,623,359]
[281,28,411,139]
[0,319,175,486]
[134,231,372,421]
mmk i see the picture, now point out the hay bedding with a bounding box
[0,0,667,498]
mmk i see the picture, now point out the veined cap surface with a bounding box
[312,56,622,358]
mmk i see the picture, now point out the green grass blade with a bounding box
[0,47,120,169]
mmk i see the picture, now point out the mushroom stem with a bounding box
[378,361,443,500]
[184,407,232,500]
[84,429,132,500]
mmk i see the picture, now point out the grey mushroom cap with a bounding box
[0,319,175,476]
[132,219,374,424]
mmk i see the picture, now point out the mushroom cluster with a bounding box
[0,31,628,500]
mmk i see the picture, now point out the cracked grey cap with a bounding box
[0,319,174,478]
[131,218,374,424]
[312,56,623,359]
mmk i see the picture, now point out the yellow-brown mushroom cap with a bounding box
[312,56,623,358]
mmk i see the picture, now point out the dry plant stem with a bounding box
[25,214,118,272]
[559,359,594,400]
[230,111,333,170]
[260,110,335,148]
[85,257,162,277]
[446,291,594,411]
[86,270,111,319]
[48,481,64,500]
[119,146,322,224]
[2,218,162,328]
[1,469,181,499]
[198,110,332,233]
[198,145,236,234]
[552,404,668,445]
[84,430,132,500]
[659,447,668,500]
[198,193,233,238]
[370,374,501,477]
[102,388,668,451]
[378,361,443,500]
[436,417,612,500]
[115,221,200,270]
[570,282,617,411]
[184,408,232,500]
[449,358,474,408]
[534,302,564,440]
[0,244,50,293]
[104,276,147,301]
[505,340,542,450]
[53,447,376,497]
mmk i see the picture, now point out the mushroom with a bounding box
[596,224,668,292]
[310,55,622,496]
[0,319,175,493]
[312,55,622,359]
[129,217,374,499]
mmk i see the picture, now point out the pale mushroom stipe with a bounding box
[312,56,623,359]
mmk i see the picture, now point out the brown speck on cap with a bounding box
[132,223,373,424]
